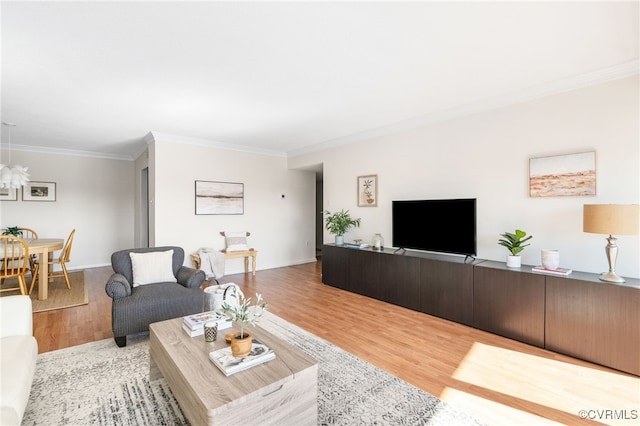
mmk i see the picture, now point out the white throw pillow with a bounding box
[129,250,177,287]
[225,231,249,252]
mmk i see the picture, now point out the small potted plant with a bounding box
[2,226,22,237]
[322,209,361,246]
[498,229,533,268]
[222,288,268,357]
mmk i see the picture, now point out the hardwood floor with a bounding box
[34,261,639,426]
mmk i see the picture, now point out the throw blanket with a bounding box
[197,248,225,279]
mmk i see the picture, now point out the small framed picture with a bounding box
[357,175,378,207]
[0,187,18,201]
[23,181,56,201]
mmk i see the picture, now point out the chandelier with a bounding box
[1,122,30,189]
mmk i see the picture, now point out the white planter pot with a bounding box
[506,255,521,268]
[541,249,560,270]
[335,235,344,246]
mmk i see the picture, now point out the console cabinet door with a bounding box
[419,259,474,326]
[380,254,420,310]
[348,250,380,299]
[545,277,640,376]
[322,245,349,291]
[473,266,545,347]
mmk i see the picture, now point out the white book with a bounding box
[531,266,572,276]
[209,338,276,376]
[183,310,227,331]
[344,243,370,249]
[182,322,205,337]
[182,319,232,337]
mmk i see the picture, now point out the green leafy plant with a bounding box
[498,229,533,256]
[322,209,361,236]
[221,288,268,339]
[2,226,22,237]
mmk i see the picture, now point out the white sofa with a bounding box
[0,295,38,425]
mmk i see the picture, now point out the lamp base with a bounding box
[599,271,626,283]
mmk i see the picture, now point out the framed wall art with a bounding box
[23,181,56,201]
[0,187,18,201]
[357,175,378,207]
[529,151,596,197]
[195,180,244,215]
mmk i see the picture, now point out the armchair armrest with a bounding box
[176,266,206,289]
[105,273,132,300]
[0,295,33,338]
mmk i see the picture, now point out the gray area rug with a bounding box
[24,312,485,425]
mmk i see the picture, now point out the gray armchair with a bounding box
[105,246,206,347]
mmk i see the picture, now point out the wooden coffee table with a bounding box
[149,317,318,426]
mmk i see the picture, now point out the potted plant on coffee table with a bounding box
[498,229,533,268]
[323,209,361,246]
[222,288,269,357]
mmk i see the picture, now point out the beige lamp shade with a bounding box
[583,204,640,235]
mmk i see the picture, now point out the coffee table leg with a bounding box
[149,353,163,381]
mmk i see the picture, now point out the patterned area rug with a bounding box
[23,312,485,425]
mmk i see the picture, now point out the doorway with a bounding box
[141,167,149,248]
[316,173,323,259]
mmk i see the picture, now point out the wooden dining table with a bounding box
[27,238,64,300]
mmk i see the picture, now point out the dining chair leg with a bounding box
[61,263,71,289]
[18,275,27,295]
[28,263,39,295]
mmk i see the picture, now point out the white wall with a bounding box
[0,136,317,274]
[3,77,636,278]
[149,135,317,273]
[0,151,135,270]
[290,76,640,279]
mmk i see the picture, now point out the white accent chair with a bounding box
[0,295,38,425]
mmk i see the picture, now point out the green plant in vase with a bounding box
[498,229,533,268]
[2,226,22,237]
[323,209,361,246]
[222,287,269,356]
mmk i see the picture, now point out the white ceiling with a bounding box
[1,1,638,160]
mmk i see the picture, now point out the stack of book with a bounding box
[209,337,276,376]
[531,266,572,276]
[344,243,370,249]
[182,311,232,337]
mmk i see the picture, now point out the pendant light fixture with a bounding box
[1,122,30,188]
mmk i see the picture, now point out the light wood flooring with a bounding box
[33,261,639,426]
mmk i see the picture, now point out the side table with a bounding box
[220,249,257,276]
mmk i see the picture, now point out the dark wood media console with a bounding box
[322,244,640,376]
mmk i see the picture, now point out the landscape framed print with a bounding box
[529,151,596,197]
[22,181,56,201]
[195,180,244,215]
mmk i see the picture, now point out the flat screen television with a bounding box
[392,198,477,256]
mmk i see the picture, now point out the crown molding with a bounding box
[148,132,287,158]
[6,61,637,161]
[4,143,135,161]
[287,60,640,158]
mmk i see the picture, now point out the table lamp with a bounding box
[583,204,639,283]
